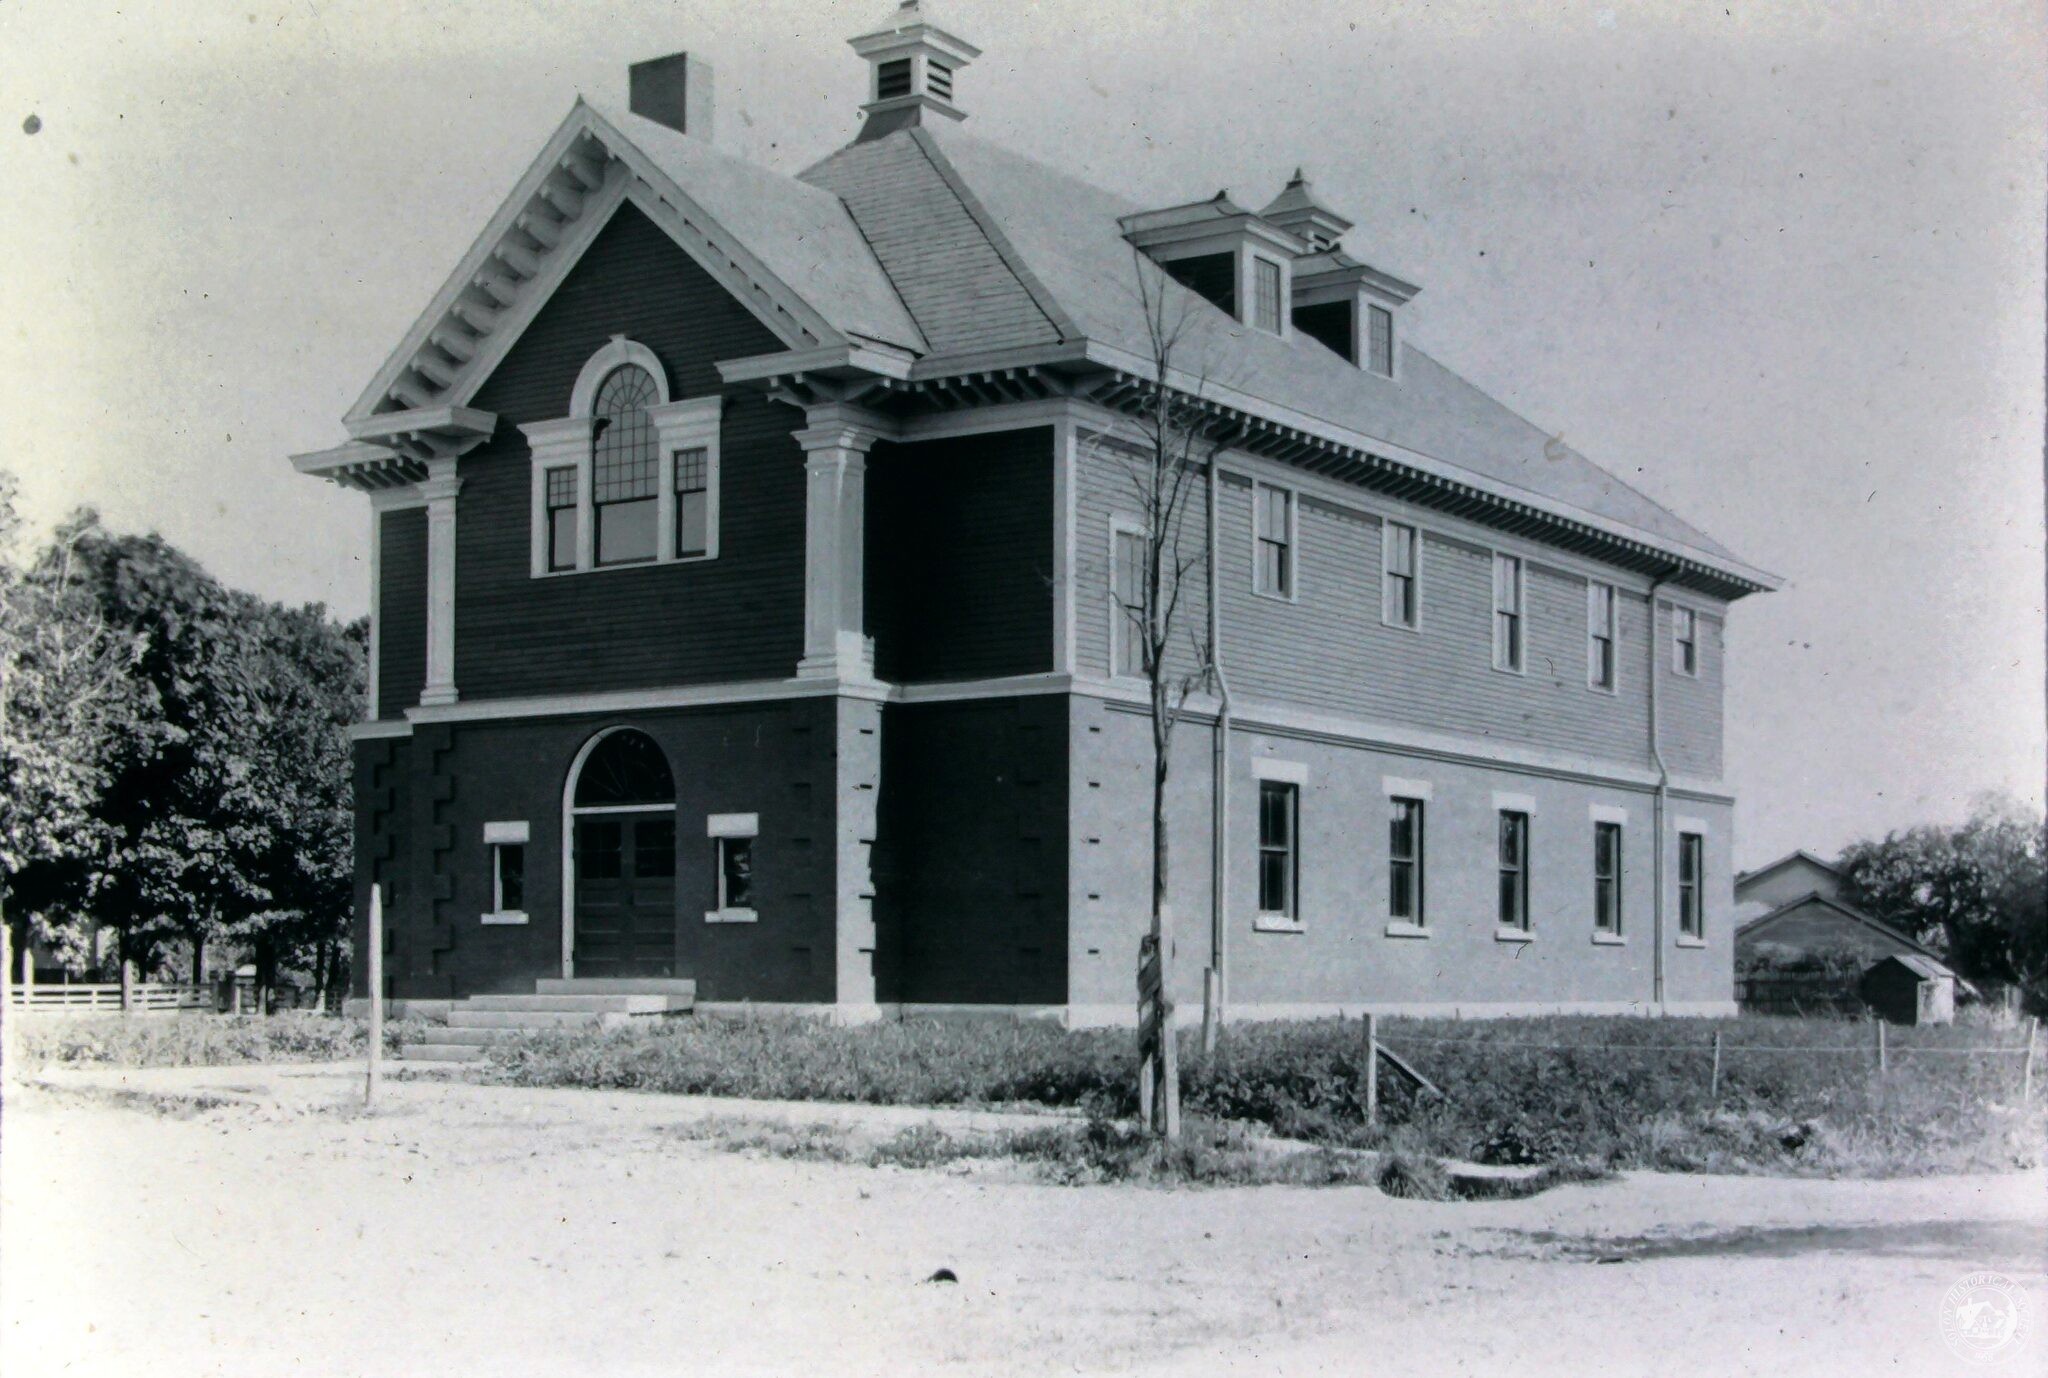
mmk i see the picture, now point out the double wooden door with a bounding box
[573,813,677,977]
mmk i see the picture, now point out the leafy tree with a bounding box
[0,474,137,979]
[1837,798,2048,1008]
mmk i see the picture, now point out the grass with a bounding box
[11,1011,420,1072]
[485,1011,2047,1177]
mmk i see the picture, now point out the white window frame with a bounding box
[1592,820,1624,938]
[1384,786,1428,934]
[1492,552,1525,674]
[1251,254,1285,336]
[705,812,759,924]
[522,338,723,578]
[1108,515,1148,681]
[1252,760,1305,932]
[1366,303,1396,378]
[1587,580,1618,692]
[1671,604,1699,677]
[482,820,530,925]
[1676,826,1707,944]
[1381,520,1422,629]
[1251,481,1298,602]
[1495,808,1532,938]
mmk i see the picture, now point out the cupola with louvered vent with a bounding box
[850,1,981,142]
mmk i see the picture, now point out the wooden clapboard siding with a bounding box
[449,202,804,700]
[377,508,427,719]
[864,426,1055,682]
[1073,444,1729,775]
[1070,437,1211,687]
[1657,603,1725,778]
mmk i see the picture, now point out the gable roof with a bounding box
[345,101,923,427]
[802,123,1771,582]
[1734,890,1941,960]
[1735,849,1843,890]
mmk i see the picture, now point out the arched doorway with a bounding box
[562,728,677,978]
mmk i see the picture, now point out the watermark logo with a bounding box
[1940,1271,2030,1364]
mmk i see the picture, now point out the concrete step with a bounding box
[398,1043,486,1063]
[445,1009,630,1030]
[465,994,672,1015]
[536,978,696,1003]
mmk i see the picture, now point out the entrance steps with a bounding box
[396,978,695,1064]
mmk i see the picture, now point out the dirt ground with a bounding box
[4,1064,2044,1378]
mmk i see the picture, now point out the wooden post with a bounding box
[2022,1016,2038,1105]
[1364,1012,1380,1125]
[1,920,13,1087]
[1710,1030,1722,1100]
[365,884,384,1108]
[1876,1017,1887,1074]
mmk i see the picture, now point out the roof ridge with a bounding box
[905,126,1077,343]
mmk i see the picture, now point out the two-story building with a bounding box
[293,3,1778,1026]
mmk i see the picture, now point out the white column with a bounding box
[418,457,463,706]
[793,417,880,683]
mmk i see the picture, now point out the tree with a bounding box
[1837,798,2048,1009]
[0,474,136,981]
[1098,254,1236,1136]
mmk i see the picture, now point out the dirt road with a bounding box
[4,1065,2042,1377]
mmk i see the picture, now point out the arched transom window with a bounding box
[521,339,724,577]
[592,365,661,566]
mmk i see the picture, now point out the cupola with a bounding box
[850,0,981,142]
[1258,170,1353,253]
[1257,168,1420,377]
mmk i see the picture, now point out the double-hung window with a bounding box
[1493,553,1524,672]
[1672,605,1699,675]
[482,821,530,923]
[706,813,758,922]
[1383,521,1419,627]
[1367,304,1395,377]
[592,365,661,566]
[1588,581,1617,689]
[1593,822,1623,934]
[544,466,578,573]
[1678,833,1704,938]
[1111,522,1146,679]
[523,341,722,578]
[1252,257,1284,334]
[1498,811,1530,930]
[1257,781,1299,924]
[674,447,710,559]
[1254,483,1294,598]
[1389,797,1425,923]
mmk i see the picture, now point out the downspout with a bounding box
[1647,566,1680,1012]
[1204,447,1233,1050]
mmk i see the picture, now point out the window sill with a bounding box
[480,911,529,926]
[1493,927,1535,944]
[1490,661,1527,678]
[1379,615,1422,634]
[1675,935,1707,949]
[1383,922,1430,939]
[1249,587,1299,606]
[705,908,758,925]
[1252,914,1304,934]
[1591,931,1626,946]
[532,553,718,580]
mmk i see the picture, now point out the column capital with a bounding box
[792,403,887,457]
[418,455,465,504]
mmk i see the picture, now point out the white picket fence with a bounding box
[4,982,211,1013]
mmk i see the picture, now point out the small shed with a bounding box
[1859,953,1959,1026]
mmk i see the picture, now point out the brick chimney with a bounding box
[629,52,714,140]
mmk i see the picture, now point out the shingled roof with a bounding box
[803,122,1759,573]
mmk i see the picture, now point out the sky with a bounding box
[1,0,2041,869]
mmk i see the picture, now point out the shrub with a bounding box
[480,1011,2045,1177]
[14,1012,414,1070]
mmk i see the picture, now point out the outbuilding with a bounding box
[1859,953,1960,1026]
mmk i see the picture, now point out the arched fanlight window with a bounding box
[573,728,675,808]
[592,365,660,566]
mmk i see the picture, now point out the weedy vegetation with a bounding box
[487,1011,2046,1178]
[13,1012,419,1071]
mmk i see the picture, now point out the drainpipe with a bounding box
[1647,566,1680,1012]
[1203,447,1233,1052]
